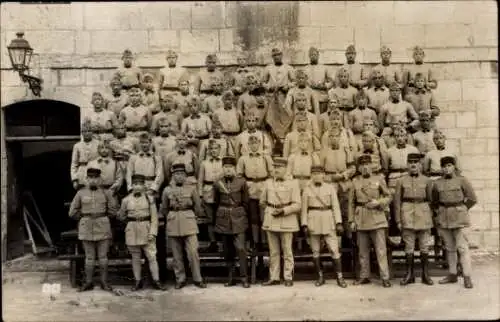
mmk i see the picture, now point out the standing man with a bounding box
[71,121,100,190]
[342,45,368,89]
[394,153,434,286]
[193,54,225,99]
[304,47,334,113]
[159,50,189,95]
[301,165,347,288]
[349,155,392,287]
[260,157,301,287]
[114,49,142,90]
[214,156,251,288]
[160,163,207,289]
[431,156,477,289]
[69,168,118,292]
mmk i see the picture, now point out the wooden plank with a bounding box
[25,192,53,246]
[5,135,81,142]
[23,209,38,255]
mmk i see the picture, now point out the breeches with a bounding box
[82,240,110,265]
[308,233,341,259]
[169,235,202,283]
[402,229,431,253]
[438,228,472,276]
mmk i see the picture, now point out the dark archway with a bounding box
[3,99,80,259]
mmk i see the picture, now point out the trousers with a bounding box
[222,233,248,277]
[308,233,341,259]
[402,229,431,254]
[438,228,472,276]
[127,240,159,281]
[266,231,294,281]
[82,239,110,266]
[169,235,203,283]
[357,229,389,280]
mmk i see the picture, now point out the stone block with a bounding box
[491,211,499,229]
[470,127,499,139]
[483,230,500,251]
[381,25,425,51]
[320,26,354,50]
[354,26,380,53]
[170,3,192,29]
[310,2,347,27]
[469,180,485,190]
[297,1,311,26]
[346,1,394,28]
[0,86,28,106]
[470,209,491,230]
[487,139,499,155]
[443,128,468,140]
[51,86,93,108]
[476,101,499,128]
[461,155,498,172]
[435,112,456,129]
[480,62,498,79]
[219,29,237,52]
[440,101,476,113]
[148,30,179,51]
[460,138,488,155]
[320,50,346,65]
[192,2,224,29]
[296,27,321,49]
[445,139,460,155]
[471,21,497,47]
[424,48,490,63]
[1,3,83,30]
[20,31,75,55]
[180,30,219,53]
[424,24,472,48]
[452,1,481,24]
[85,69,117,86]
[136,54,165,68]
[58,69,86,86]
[456,111,476,128]
[394,1,455,25]
[0,70,23,87]
[438,62,481,81]
[433,80,462,102]
[90,30,149,54]
[75,31,91,56]
[462,79,498,101]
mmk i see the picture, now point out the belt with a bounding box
[81,213,107,219]
[222,131,240,136]
[169,207,192,211]
[429,172,442,176]
[186,172,195,177]
[200,89,213,94]
[267,202,292,208]
[195,134,210,140]
[402,197,428,203]
[245,176,268,182]
[127,127,148,132]
[354,202,367,207]
[203,180,214,185]
[308,206,331,211]
[162,86,179,91]
[127,216,151,222]
[122,85,135,90]
[390,169,407,173]
[94,129,113,134]
[294,175,311,180]
[439,202,464,207]
[219,204,244,208]
[144,176,156,180]
[114,155,129,161]
[101,184,112,189]
[78,162,88,166]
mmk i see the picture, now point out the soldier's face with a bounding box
[92,95,104,109]
[311,172,324,183]
[212,126,222,136]
[206,58,216,71]
[338,73,349,85]
[143,79,154,90]
[362,136,375,149]
[212,82,223,94]
[328,99,339,110]
[296,97,307,109]
[273,165,286,178]
[309,51,319,64]
[237,57,247,67]
[296,119,307,130]
[442,163,455,176]
[415,78,425,89]
[140,140,151,152]
[160,96,175,110]
[179,81,189,94]
[99,146,111,157]
[434,135,446,148]
[297,75,307,87]
[114,127,126,138]
[389,88,400,100]
[128,88,142,106]
[413,51,424,63]
[298,138,308,150]
[123,56,133,67]
[189,101,200,114]
[159,124,170,136]
[210,145,221,157]
[248,140,260,152]
[395,133,407,146]
[363,122,375,134]
[272,53,283,64]
[87,176,100,187]
[420,118,431,130]
[357,96,368,107]
[111,82,122,93]
[329,136,340,149]
[132,182,145,193]
[381,51,391,62]
[408,160,421,174]
[373,74,384,87]
[167,56,177,66]
[345,51,356,63]
[246,118,256,129]
[330,118,341,129]
[82,130,93,141]
[172,171,186,184]
[223,96,233,108]
[223,164,236,177]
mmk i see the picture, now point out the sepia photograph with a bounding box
[0,1,498,320]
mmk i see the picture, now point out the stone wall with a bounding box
[0,1,498,252]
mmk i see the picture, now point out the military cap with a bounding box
[418,110,432,119]
[311,165,325,173]
[222,90,234,100]
[92,91,103,98]
[407,153,422,163]
[440,156,456,167]
[388,81,401,91]
[171,163,187,173]
[337,67,349,76]
[380,45,391,53]
[166,50,178,58]
[273,157,288,167]
[87,167,101,177]
[271,48,282,55]
[328,109,342,119]
[357,154,372,165]
[109,77,122,86]
[142,73,154,81]
[346,45,356,53]
[413,46,425,54]
[248,135,260,143]
[131,174,146,184]
[157,117,171,126]
[309,46,319,54]
[208,139,221,147]
[222,156,237,166]
[127,84,141,90]
[205,54,217,61]
[122,49,133,58]
[139,132,151,141]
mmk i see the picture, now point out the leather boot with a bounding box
[78,264,95,292]
[239,256,249,288]
[241,277,250,288]
[400,253,415,285]
[438,274,458,284]
[463,276,473,289]
[224,264,236,287]
[333,258,347,288]
[131,279,143,291]
[152,280,166,291]
[313,258,325,287]
[421,253,434,285]
[99,263,113,291]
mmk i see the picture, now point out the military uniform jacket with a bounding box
[143,90,161,115]
[198,157,224,203]
[160,182,202,237]
[109,136,139,162]
[236,153,273,199]
[404,90,439,117]
[119,105,152,130]
[181,114,212,139]
[327,85,358,110]
[320,146,356,193]
[159,66,189,90]
[126,151,164,192]
[301,182,342,235]
[292,111,320,139]
[260,178,301,232]
[304,63,334,102]
[70,140,100,184]
[118,193,158,246]
[422,147,460,178]
[366,86,390,114]
[212,106,243,135]
[394,174,433,230]
[202,94,224,115]
[194,69,225,94]
[348,107,378,135]
[214,176,250,234]
[379,100,419,128]
[341,62,367,88]
[107,92,129,117]
[373,63,402,86]
[164,149,198,183]
[412,129,437,154]
[348,175,392,231]
[285,86,320,117]
[431,176,477,229]
[262,63,295,90]
[283,130,321,158]
[152,135,177,158]
[83,109,116,135]
[403,63,437,90]
[69,187,118,241]
[114,66,142,87]
[87,157,123,189]
[235,130,272,159]
[198,137,234,161]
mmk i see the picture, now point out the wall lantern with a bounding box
[7,32,43,96]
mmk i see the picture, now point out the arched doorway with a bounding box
[3,99,80,260]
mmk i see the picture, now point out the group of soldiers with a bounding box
[69,44,478,293]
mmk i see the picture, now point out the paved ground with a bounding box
[2,253,499,321]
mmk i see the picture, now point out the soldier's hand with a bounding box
[366,199,379,209]
[148,234,155,242]
[301,225,308,235]
[72,181,79,190]
[272,209,284,217]
[336,223,344,235]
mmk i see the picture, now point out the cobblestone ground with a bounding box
[2,253,499,321]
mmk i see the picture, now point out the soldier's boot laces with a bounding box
[224,265,237,287]
[420,253,434,285]
[438,274,458,284]
[313,258,325,287]
[99,264,113,292]
[463,276,473,289]
[333,258,347,288]
[400,253,415,285]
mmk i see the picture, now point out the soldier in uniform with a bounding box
[109,122,139,181]
[379,82,419,136]
[402,46,438,94]
[301,165,347,288]
[214,156,251,288]
[412,110,437,154]
[142,73,161,115]
[236,135,274,254]
[373,46,402,87]
[305,46,334,113]
[69,168,118,292]
[260,157,301,287]
[341,45,368,89]
[365,69,390,115]
[404,73,440,132]
[237,73,269,131]
[118,174,165,291]
[126,133,164,196]
[318,94,339,136]
[349,155,392,287]
[86,141,123,194]
[152,118,177,158]
[431,156,477,288]
[198,140,224,253]
[107,77,129,117]
[213,90,244,149]
[228,53,254,99]
[85,92,116,142]
[285,69,320,118]
[202,77,224,116]
[290,92,321,140]
[193,54,225,99]
[348,89,379,140]
[175,80,194,118]
[359,131,387,178]
[163,133,199,186]
[235,115,273,159]
[114,49,142,90]
[71,121,100,190]
[159,50,189,95]
[283,113,321,158]
[119,85,153,138]
[286,133,321,191]
[151,92,183,135]
[181,96,212,148]
[320,109,357,154]
[423,130,461,179]
[394,153,434,286]
[160,163,207,289]
[327,67,358,128]
[198,117,234,162]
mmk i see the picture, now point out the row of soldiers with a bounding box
[69,44,477,292]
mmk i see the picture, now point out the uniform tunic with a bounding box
[327,85,358,111]
[348,107,378,135]
[230,67,255,94]
[394,174,433,230]
[194,69,225,95]
[212,107,243,137]
[304,63,333,103]
[181,114,212,140]
[260,179,301,232]
[84,109,116,141]
[126,152,164,192]
[379,100,419,130]
[70,140,100,185]
[366,86,390,114]
[235,130,272,159]
[404,90,439,116]
[285,86,320,117]
[160,183,201,237]
[198,137,234,161]
[152,135,177,158]
[291,110,320,139]
[114,66,142,88]
[87,157,123,189]
[236,153,273,200]
[151,110,183,134]
[159,66,189,91]
[109,136,139,172]
[373,63,402,86]
[199,157,224,204]
[163,149,198,183]
[213,177,249,234]
[202,94,224,115]
[69,187,118,241]
[107,92,129,117]
[283,130,321,158]
[384,145,420,189]
[320,147,356,189]
[301,182,342,235]
[286,151,321,191]
[143,90,161,115]
[341,62,367,88]
[412,129,436,154]
[174,93,194,118]
[119,105,152,135]
[422,147,460,178]
[403,63,437,90]
[119,193,158,246]
[320,128,356,153]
